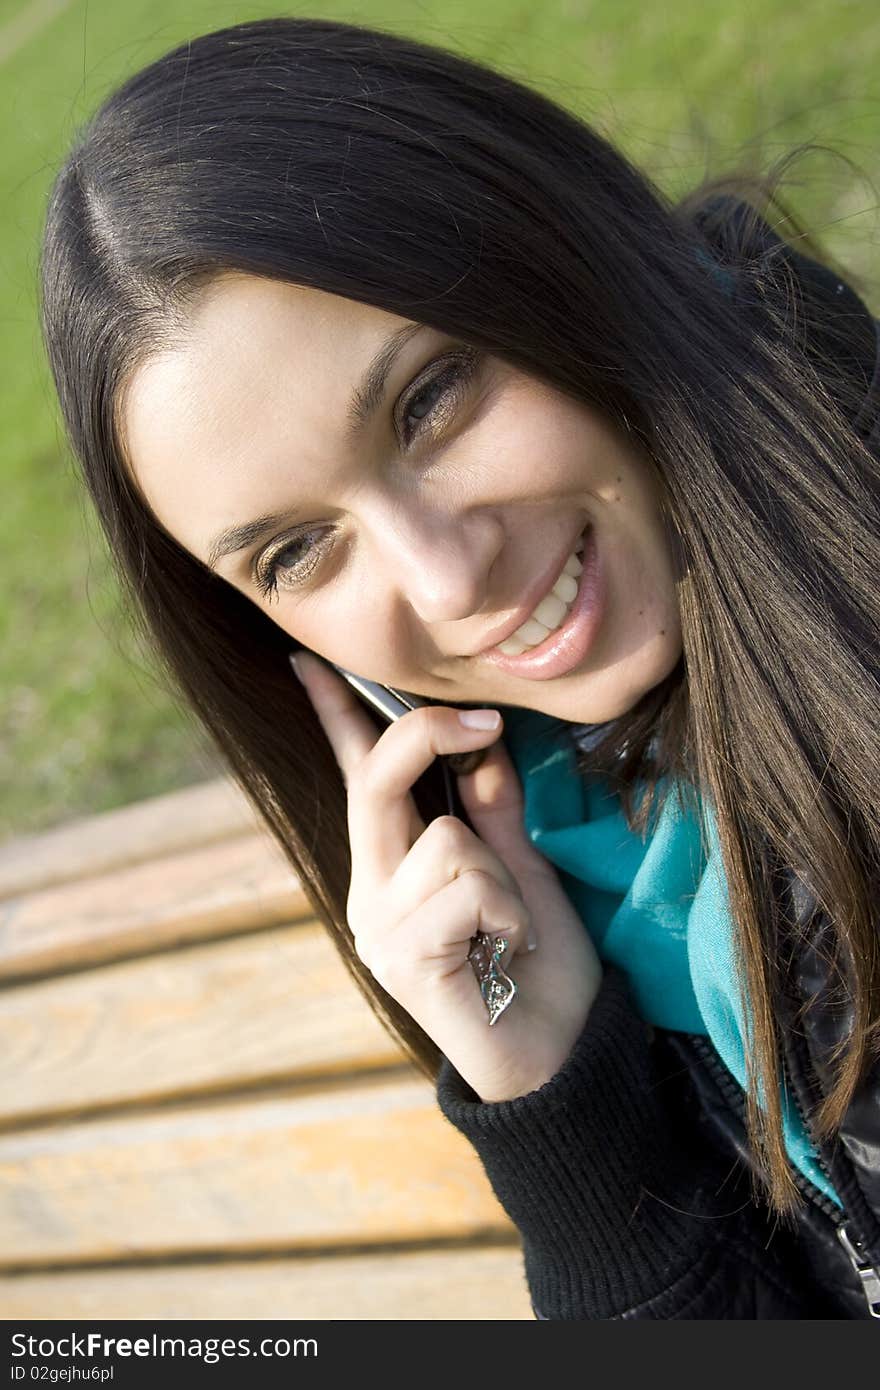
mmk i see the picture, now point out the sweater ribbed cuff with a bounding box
[436,967,731,1319]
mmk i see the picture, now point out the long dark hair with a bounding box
[39,15,880,1213]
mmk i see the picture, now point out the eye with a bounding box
[396,348,482,446]
[253,528,331,603]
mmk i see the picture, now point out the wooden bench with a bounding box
[0,778,533,1319]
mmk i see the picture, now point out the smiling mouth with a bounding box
[477,521,604,681]
[471,523,590,659]
[492,531,587,655]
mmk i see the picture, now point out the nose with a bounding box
[364,503,500,625]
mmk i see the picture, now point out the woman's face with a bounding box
[121,272,683,725]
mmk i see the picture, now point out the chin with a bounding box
[566,648,683,726]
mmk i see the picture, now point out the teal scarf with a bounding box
[500,705,841,1207]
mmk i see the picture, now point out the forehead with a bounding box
[120,274,413,562]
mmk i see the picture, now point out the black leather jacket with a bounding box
[669,866,880,1320]
[436,204,880,1320]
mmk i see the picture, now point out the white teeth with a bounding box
[563,552,583,579]
[552,571,578,603]
[496,532,587,655]
[532,591,569,630]
[511,614,554,647]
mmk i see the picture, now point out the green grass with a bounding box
[2,0,879,841]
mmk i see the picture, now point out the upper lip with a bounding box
[464,523,588,657]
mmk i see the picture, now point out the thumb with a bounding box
[453,733,546,881]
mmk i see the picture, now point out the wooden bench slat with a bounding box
[0,777,528,1321]
[0,831,312,980]
[0,1077,514,1265]
[0,922,403,1125]
[0,777,259,901]
[0,1247,532,1319]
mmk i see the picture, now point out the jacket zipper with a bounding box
[689,1034,880,1317]
[780,1050,880,1319]
[835,1225,880,1317]
[785,1166,880,1317]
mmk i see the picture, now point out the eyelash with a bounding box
[253,348,482,602]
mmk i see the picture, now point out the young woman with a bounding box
[38,16,880,1318]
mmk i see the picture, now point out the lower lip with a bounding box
[481,524,604,681]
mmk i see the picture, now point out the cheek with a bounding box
[272,593,388,671]
[481,383,595,488]
[606,458,675,589]
[640,532,681,626]
[599,499,681,639]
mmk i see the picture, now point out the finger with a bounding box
[362,868,532,992]
[383,812,522,925]
[291,650,384,777]
[453,733,553,885]
[347,705,504,882]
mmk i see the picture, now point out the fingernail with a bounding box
[289,653,306,684]
[458,709,501,730]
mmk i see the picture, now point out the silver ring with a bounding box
[467,930,517,1025]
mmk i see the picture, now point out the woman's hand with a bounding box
[292,651,603,1103]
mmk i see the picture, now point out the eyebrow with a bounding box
[206,320,428,572]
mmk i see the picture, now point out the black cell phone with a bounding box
[289,648,493,816]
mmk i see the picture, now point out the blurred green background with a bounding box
[2,0,878,843]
